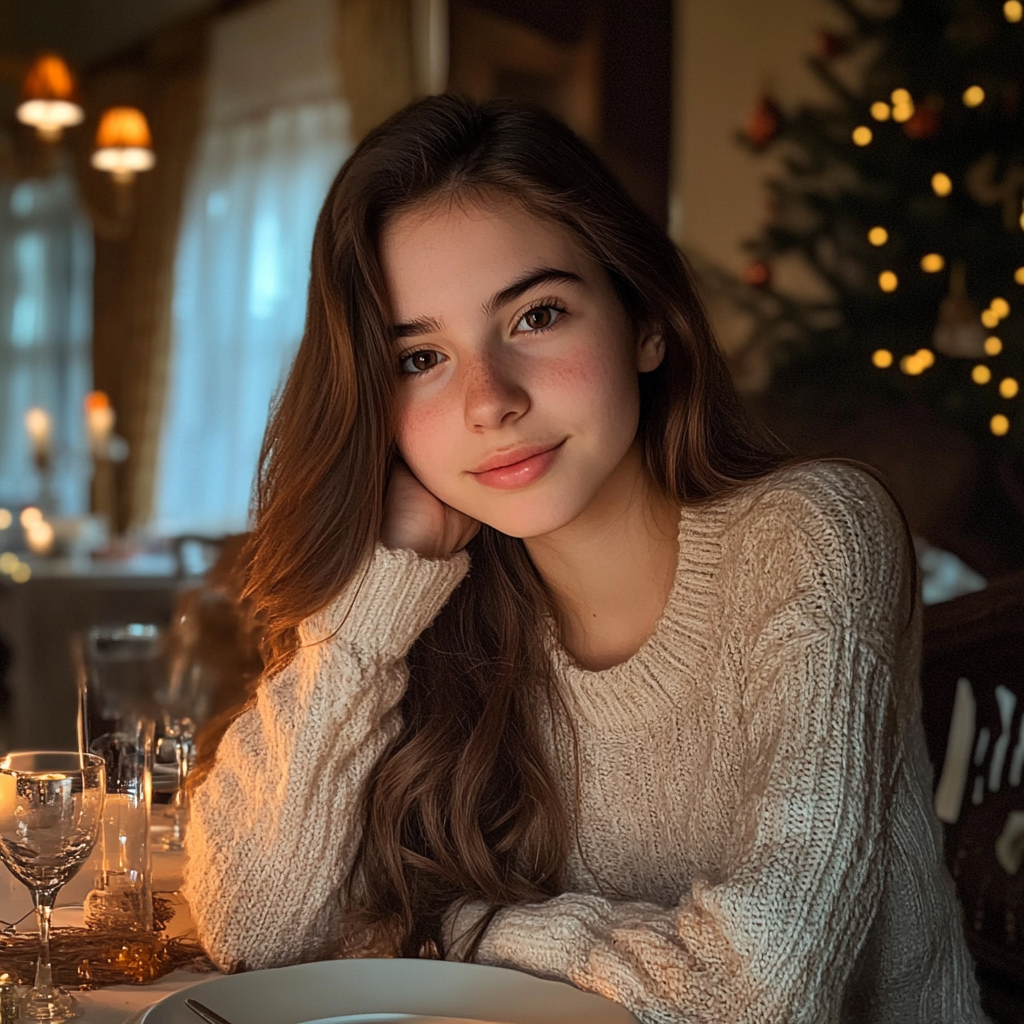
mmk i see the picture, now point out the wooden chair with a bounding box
[921,570,1024,1024]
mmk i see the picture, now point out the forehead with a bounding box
[380,197,590,315]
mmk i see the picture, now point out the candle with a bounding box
[25,518,55,556]
[24,407,52,467]
[84,391,115,458]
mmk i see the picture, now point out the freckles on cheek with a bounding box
[396,397,452,473]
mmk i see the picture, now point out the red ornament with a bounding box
[903,105,940,140]
[815,29,849,59]
[744,261,772,288]
[745,95,781,150]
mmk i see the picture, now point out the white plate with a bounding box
[139,959,638,1024]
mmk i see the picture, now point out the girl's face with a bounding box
[381,196,663,539]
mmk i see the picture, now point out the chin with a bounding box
[461,490,593,540]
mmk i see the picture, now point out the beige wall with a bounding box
[671,0,845,271]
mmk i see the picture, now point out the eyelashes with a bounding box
[396,299,569,376]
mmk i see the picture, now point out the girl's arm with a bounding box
[447,467,983,1024]
[182,543,469,972]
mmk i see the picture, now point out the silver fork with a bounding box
[185,998,238,1024]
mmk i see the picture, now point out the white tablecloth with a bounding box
[1,824,222,1023]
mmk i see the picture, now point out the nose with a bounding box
[461,350,529,431]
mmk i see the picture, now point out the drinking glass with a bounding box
[75,625,160,929]
[154,603,214,852]
[0,751,105,1022]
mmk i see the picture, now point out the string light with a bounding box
[900,349,934,375]
[1019,199,1024,231]
[1015,267,1024,285]
[963,85,986,107]
[852,125,873,146]
[972,364,992,384]
[981,309,1001,328]
[889,89,915,122]
[868,226,889,246]
[10,562,31,583]
[871,102,891,121]
[19,506,42,528]
[872,349,894,368]
[879,270,899,292]
[920,253,945,272]
[1007,0,1024,21]
[991,414,1011,436]
[991,297,1011,318]
[0,509,11,530]
[932,172,953,196]
[1001,377,1020,398]
[985,336,1004,355]
[0,552,17,574]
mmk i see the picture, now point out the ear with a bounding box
[636,328,665,373]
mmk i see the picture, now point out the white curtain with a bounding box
[0,164,92,514]
[152,0,353,536]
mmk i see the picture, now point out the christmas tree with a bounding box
[733,0,1024,567]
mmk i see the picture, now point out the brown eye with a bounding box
[399,350,445,375]
[515,305,562,332]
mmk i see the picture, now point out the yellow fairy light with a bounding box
[900,350,933,375]
[920,253,945,272]
[972,364,992,384]
[0,552,17,574]
[871,101,891,121]
[0,509,11,530]
[932,172,953,197]
[852,125,873,146]
[1015,266,1024,285]
[868,226,889,246]
[19,506,42,528]
[891,89,912,105]
[872,349,894,368]
[981,309,1001,328]
[10,561,31,583]
[892,102,915,123]
[991,297,1011,318]
[1007,0,1024,21]
[1001,377,1020,398]
[879,271,898,292]
[985,336,1004,356]
[963,85,985,108]
[991,413,1011,436]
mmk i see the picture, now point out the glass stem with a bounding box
[31,889,59,997]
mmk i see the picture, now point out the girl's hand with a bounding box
[382,461,480,558]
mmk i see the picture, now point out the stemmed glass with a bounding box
[154,601,212,852]
[0,751,105,1021]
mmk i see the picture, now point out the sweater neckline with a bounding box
[544,493,734,685]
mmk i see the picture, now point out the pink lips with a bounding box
[469,441,565,489]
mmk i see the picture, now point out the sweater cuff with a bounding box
[300,544,470,662]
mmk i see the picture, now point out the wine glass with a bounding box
[0,752,105,1022]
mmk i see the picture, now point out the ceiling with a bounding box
[4,0,218,68]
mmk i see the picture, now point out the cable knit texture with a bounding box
[183,462,990,1024]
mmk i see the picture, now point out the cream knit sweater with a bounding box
[183,462,990,1023]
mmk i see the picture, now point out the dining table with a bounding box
[0,815,220,1024]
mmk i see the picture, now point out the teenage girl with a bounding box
[183,95,989,1024]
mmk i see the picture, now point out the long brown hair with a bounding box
[245,95,788,957]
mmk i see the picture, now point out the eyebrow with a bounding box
[391,266,583,340]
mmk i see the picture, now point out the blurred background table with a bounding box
[0,554,191,752]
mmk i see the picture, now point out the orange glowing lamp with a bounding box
[16,53,85,142]
[91,107,156,184]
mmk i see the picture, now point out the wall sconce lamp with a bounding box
[91,107,157,185]
[15,53,85,142]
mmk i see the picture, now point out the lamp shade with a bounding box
[16,53,85,141]
[91,107,156,184]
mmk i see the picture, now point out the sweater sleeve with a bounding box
[182,543,469,973]
[448,465,931,1024]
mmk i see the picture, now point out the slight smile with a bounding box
[469,440,566,489]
